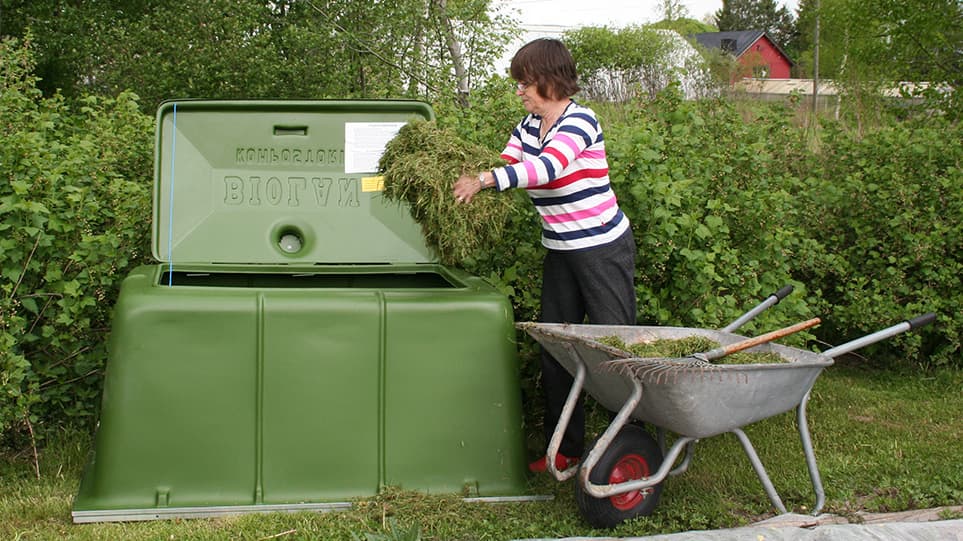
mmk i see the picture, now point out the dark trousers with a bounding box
[539,228,636,457]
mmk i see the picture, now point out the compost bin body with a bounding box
[72,100,526,521]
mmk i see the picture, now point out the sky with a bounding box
[498,0,801,30]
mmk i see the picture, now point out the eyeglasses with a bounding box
[515,81,531,91]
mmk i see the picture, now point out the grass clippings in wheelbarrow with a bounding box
[378,118,519,266]
[596,335,786,365]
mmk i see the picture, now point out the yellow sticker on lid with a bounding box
[361,175,385,192]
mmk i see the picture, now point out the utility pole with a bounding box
[812,0,820,116]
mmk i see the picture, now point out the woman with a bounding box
[453,38,636,473]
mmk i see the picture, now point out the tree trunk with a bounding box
[432,0,470,107]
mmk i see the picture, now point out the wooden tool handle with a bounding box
[719,317,822,357]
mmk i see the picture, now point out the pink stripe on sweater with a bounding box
[523,160,538,183]
[580,148,606,159]
[553,133,580,155]
[540,197,617,224]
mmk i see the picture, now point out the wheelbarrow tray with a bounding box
[520,323,833,439]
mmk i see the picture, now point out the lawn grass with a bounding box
[2,363,961,540]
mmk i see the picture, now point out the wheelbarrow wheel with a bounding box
[574,424,664,528]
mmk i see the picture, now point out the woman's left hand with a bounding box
[452,174,482,204]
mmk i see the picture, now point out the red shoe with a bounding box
[528,453,579,473]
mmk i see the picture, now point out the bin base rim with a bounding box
[71,495,554,523]
[71,501,353,523]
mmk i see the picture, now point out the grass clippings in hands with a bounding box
[379,118,519,266]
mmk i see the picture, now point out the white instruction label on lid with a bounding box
[344,122,407,174]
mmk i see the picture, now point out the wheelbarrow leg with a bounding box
[578,378,644,491]
[546,342,586,481]
[798,389,826,514]
[730,388,826,517]
[579,377,696,499]
[730,428,788,514]
[657,427,697,477]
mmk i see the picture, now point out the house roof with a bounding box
[691,30,795,66]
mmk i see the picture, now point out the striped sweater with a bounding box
[492,101,630,251]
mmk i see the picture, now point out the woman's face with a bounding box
[516,80,551,116]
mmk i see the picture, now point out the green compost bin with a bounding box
[72,100,528,523]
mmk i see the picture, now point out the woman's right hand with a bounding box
[452,173,482,204]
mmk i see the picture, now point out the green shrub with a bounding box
[606,86,815,334]
[792,117,963,367]
[0,37,153,443]
[433,73,527,151]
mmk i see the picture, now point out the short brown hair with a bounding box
[510,38,580,100]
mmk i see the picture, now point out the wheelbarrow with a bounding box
[518,287,936,528]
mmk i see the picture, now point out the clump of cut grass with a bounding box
[379,118,518,266]
[597,335,786,365]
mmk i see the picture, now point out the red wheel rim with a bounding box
[608,453,651,511]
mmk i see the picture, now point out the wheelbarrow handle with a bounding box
[821,312,936,359]
[908,312,937,330]
[704,317,822,361]
[773,285,794,302]
[720,285,795,333]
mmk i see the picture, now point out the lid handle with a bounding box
[274,125,308,136]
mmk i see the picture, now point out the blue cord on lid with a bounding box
[167,103,177,287]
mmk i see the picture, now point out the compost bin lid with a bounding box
[152,99,435,265]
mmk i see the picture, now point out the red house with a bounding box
[692,30,794,80]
